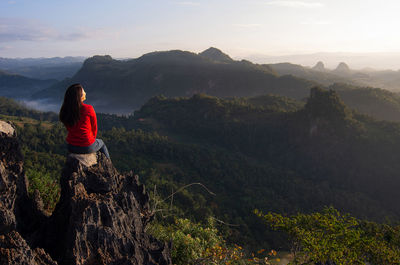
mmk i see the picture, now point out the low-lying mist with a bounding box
[20,99,60,113]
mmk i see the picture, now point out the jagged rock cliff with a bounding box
[0,120,172,265]
[0,121,56,264]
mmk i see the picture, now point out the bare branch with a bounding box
[210,216,240,227]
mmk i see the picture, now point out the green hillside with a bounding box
[0,96,58,121]
[132,89,400,226]
[332,83,400,122]
[8,88,400,251]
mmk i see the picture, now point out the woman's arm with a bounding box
[90,106,98,139]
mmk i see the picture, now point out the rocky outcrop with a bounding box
[0,231,57,265]
[0,120,56,265]
[43,154,171,265]
[0,120,172,265]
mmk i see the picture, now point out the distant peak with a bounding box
[83,55,113,66]
[312,61,325,71]
[334,62,351,73]
[199,47,233,63]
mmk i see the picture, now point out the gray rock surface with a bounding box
[0,231,57,265]
[43,154,171,265]
[0,121,56,264]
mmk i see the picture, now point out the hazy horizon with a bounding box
[5,49,400,71]
[2,0,400,66]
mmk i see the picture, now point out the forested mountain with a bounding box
[0,70,57,99]
[10,88,400,251]
[331,83,400,122]
[33,49,316,113]
[131,88,400,224]
[0,56,85,80]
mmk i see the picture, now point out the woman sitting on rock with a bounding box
[59,83,110,159]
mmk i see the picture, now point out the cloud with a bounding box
[0,18,57,42]
[0,18,119,42]
[0,45,12,51]
[174,1,200,6]
[233,24,262,28]
[301,19,331,25]
[8,1,16,4]
[58,28,120,41]
[265,1,323,8]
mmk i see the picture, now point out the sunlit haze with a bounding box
[2,0,400,68]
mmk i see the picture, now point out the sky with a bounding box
[2,0,400,62]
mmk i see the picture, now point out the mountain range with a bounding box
[0,70,57,99]
[0,56,85,80]
[28,48,400,123]
[3,47,400,123]
[33,48,315,113]
[267,61,400,91]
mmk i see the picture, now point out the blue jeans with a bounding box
[67,139,110,159]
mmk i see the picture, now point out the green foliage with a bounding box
[245,94,304,112]
[4,89,400,253]
[13,120,66,211]
[148,218,276,265]
[26,168,60,211]
[255,207,400,264]
[305,86,352,122]
[148,218,223,264]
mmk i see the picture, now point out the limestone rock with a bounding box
[43,154,171,265]
[0,121,15,136]
[68,153,97,167]
[0,122,55,264]
[0,231,57,265]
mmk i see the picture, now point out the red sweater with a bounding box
[66,103,97,146]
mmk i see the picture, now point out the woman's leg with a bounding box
[68,139,110,159]
[95,139,110,159]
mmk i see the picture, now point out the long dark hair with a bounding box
[59,83,83,127]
